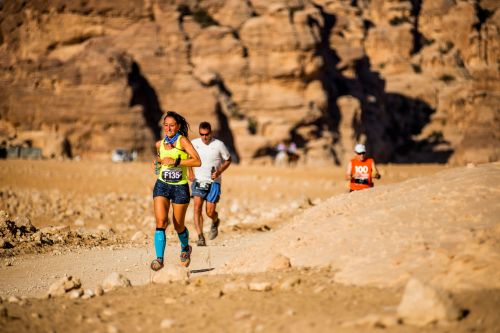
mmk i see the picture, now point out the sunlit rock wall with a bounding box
[0,0,498,164]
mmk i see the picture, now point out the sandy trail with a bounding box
[0,242,248,298]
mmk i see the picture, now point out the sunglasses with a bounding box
[199,132,211,136]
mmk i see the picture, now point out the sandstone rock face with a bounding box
[0,1,498,164]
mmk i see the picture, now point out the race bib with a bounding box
[194,180,212,191]
[353,178,369,185]
[162,168,183,182]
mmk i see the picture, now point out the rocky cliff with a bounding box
[0,0,498,164]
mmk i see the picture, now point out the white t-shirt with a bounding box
[192,137,231,184]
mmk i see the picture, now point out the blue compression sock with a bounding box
[154,228,166,259]
[177,227,189,251]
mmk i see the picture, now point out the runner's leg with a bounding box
[152,196,170,269]
[172,203,189,250]
[193,196,205,237]
[206,201,218,223]
[206,183,220,240]
[172,203,192,266]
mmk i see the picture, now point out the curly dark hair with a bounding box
[163,111,190,138]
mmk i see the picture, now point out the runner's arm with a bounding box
[345,161,352,180]
[152,141,162,171]
[155,141,161,161]
[188,167,195,182]
[179,137,202,167]
[214,156,231,178]
[372,160,381,179]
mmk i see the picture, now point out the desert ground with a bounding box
[0,159,499,333]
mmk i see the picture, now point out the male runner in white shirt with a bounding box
[188,122,232,246]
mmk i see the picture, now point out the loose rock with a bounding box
[222,281,248,294]
[234,310,252,320]
[152,266,189,284]
[47,276,82,297]
[102,272,131,292]
[248,282,272,292]
[397,278,463,326]
[160,318,175,329]
[268,254,292,270]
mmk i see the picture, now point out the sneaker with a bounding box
[180,245,192,267]
[150,258,164,271]
[197,234,206,247]
[208,218,220,240]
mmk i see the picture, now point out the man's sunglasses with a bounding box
[199,132,211,136]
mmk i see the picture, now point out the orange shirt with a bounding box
[350,158,374,191]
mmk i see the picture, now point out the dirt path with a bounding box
[0,241,250,298]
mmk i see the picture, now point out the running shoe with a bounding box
[197,234,206,247]
[150,258,164,271]
[180,245,192,267]
[208,218,220,240]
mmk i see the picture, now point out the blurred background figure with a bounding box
[274,141,287,167]
[345,143,381,192]
[287,141,299,166]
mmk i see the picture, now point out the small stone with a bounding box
[107,324,120,333]
[102,308,115,317]
[15,216,36,232]
[268,254,292,270]
[81,289,95,299]
[47,276,81,297]
[280,277,301,290]
[234,310,252,320]
[97,224,112,232]
[95,285,104,296]
[85,316,102,324]
[164,297,177,305]
[248,282,272,292]
[152,266,189,284]
[222,282,248,294]
[31,312,42,319]
[7,296,21,303]
[160,318,175,329]
[102,273,131,292]
[67,289,83,299]
[74,218,85,227]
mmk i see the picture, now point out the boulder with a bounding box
[47,276,82,297]
[397,278,463,326]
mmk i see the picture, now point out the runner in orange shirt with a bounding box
[345,144,381,192]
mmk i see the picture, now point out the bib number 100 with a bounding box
[162,168,182,182]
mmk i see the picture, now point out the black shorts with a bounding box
[152,180,190,204]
